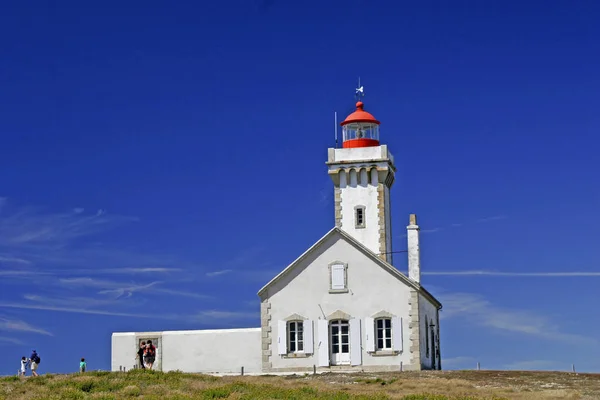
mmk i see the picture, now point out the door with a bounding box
[330,319,350,365]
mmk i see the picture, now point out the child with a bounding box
[19,357,28,377]
[80,358,86,373]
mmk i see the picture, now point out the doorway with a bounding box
[330,319,350,365]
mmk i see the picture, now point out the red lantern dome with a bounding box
[340,101,380,148]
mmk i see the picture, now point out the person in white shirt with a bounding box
[19,357,29,377]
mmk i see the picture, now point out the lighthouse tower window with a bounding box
[355,206,366,229]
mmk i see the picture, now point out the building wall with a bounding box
[418,294,439,370]
[261,233,414,372]
[339,168,380,254]
[328,145,395,261]
[111,328,262,374]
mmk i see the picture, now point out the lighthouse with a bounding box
[327,100,396,264]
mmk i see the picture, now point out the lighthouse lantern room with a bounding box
[340,101,380,148]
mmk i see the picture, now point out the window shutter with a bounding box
[303,320,314,354]
[331,264,345,289]
[392,316,402,352]
[317,319,329,367]
[364,317,375,352]
[277,320,287,355]
[350,318,362,366]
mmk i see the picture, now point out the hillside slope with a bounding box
[1,369,598,399]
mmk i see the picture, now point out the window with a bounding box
[375,318,392,350]
[355,206,365,228]
[288,321,304,352]
[329,262,348,292]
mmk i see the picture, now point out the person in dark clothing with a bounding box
[136,341,146,369]
[143,340,157,370]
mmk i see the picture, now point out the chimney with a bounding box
[407,214,420,283]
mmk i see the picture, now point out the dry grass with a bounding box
[0,369,599,399]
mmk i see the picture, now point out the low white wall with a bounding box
[112,332,136,372]
[111,328,262,374]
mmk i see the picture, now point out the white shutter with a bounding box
[303,320,314,354]
[331,264,345,289]
[364,317,375,352]
[277,320,287,355]
[392,316,403,352]
[317,319,329,366]
[350,318,362,366]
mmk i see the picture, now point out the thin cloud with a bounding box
[441,356,477,369]
[421,227,443,234]
[441,291,596,344]
[0,206,136,247]
[195,310,259,323]
[0,336,24,345]
[206,269,232,277]
[477,215,507,223]
[59,277,211,300]
[0,270,40,277]
[397,215,507,238]
[96,267,182,274]
[0,317,52,336]
[22,294,133,309]
[424,270,600,277]
[0,302,175,319]
[0,255,31,265]
[504,360,564,371]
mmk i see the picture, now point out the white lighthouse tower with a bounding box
[326,98,396,264]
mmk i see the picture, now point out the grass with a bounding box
[0,369,598,399]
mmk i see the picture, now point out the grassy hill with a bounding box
[1,369,598,399]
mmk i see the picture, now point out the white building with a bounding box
[112,99,442,374]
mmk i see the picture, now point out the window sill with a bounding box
[329,289,349,294]
[369,350,400,357]
[283,353,311,358]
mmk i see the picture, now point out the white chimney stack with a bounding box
[407,214,420,284]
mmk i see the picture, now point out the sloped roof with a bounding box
[257,227,442,309]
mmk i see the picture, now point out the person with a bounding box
[80,358,86,373]
[19,356,28,377]
[29,350,40,377]
[136,341,146,369]
[143,340,156,370]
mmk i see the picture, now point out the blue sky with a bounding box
[1,0,599,375]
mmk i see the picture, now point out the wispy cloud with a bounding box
[477,215,507,223]
[0,336,24,345]
[206,269,232,277]
[503,360,565,371]
[59,277,212,300]
[22,294,131,309]
[0,302,169,319]
[0,205,136,247]
[0,317,52,336]
[398,215,507,238]
[0,255,32,265]
[441,356,477,369]
[441,291,596,344]
[424,270,600,277]
[195,310,259,323]
[420,227,443,234]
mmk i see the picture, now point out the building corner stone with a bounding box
[334,186,342,228]
[377,183,387,262]
[408,289,422,370]
[260,298,272,372]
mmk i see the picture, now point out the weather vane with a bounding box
[355,77,364,101]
